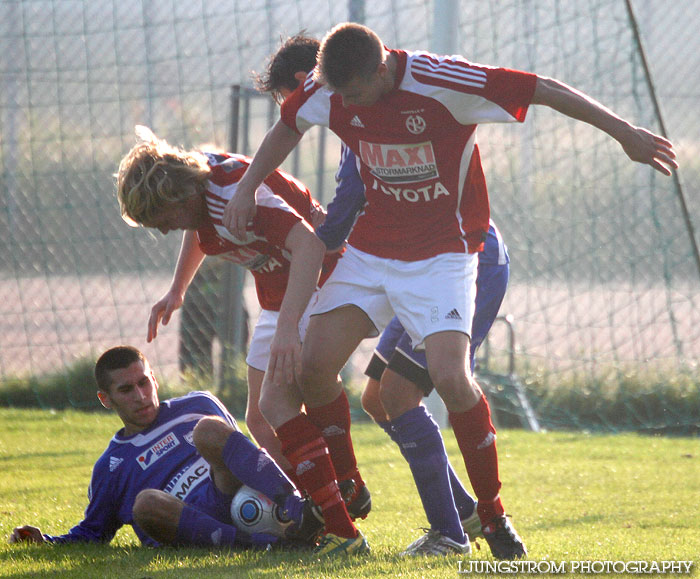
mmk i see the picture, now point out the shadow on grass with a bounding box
[0,542,394,578]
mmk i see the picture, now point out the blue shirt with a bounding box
[45,391,236,546]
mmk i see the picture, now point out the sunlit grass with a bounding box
[1,408,698,577]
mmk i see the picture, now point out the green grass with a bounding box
[1,408,699,578]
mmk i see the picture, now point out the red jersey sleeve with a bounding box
[480,67,537,122]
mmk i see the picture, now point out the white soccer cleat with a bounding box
[400,529,471,557]
[461,507,484,540]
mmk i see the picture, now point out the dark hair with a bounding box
[95,346,146,392]
[255,33,320,103]
[317,23,384,88]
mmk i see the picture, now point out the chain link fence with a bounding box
[1,1,698,430]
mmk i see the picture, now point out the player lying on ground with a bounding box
[115,128,367,557]
[224,23,676,560]
[9,346,321,548]
[256,32,508,557]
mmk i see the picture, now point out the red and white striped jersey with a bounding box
[281,49,536,261]
[197,152,338,311]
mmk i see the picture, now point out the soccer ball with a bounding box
[230,485,294,538]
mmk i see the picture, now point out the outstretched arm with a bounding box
[148,230,206,342]
[222,120,302,239]
[531,76,677,175]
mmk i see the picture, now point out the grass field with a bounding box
[0,407,698,578]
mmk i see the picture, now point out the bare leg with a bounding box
[246,365,291,471]
[425,331,504,524]
[132,489,185,544]
[300,305,374,407]
[424,331,482,412]
[360,377,388,422]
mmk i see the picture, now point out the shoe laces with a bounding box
[484,514,514,538]
[339,479,357,502]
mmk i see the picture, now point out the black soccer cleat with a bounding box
[482,515,527,560]
[285,497,325,545]
[339,479,372,521]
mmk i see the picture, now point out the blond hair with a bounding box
[116,126,210,226]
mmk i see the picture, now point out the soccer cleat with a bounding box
[482,515,527,560]
[285,497,325,545]
[312,531,370,557]
[400,529,471,557]
[339,479,372,520]
[461,506,484,540]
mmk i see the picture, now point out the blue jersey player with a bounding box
[9,346,321,548]
[258,34,509,557]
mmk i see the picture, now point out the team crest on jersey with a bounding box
[358,140,438,184]
[405,115,426,134]
[137,433,180,470]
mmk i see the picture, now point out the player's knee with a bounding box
[192,416,232,456]
[430,367,482,410]
[132,489,164,523]
[361,381,387,422]
[429,363,468,391]
[377,371,423,418]
[379,387,417,419]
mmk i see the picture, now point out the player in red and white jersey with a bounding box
[115,126,355,525]
[224,23,676,559]
[281,49,533,261]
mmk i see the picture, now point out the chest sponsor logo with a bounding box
[219,246,283,273]
[164,457,210,501]
[358,140,438,184]
[136,433,180,470]
[372,179,450,203]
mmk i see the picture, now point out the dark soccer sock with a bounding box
[392,406,466,544]
[222,431,297,507]
[450,466,478,521]
[376,419,401,445]
[449,394,504,524]
[175,503,239,547]
[306,390,365,487]
[378,415,477,520]
[276,413,357,539]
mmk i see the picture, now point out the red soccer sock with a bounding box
[306,390,365,488]
[449,394,505,524]
[283,467,302,490]
[276,414,357,539]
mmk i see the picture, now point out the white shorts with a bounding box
[245,292,317,371]
[310,245,477,349]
